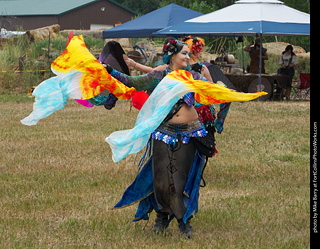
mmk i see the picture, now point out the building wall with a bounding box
[15,16,59,30]
[1,0,135,31]
[58,0,135,30]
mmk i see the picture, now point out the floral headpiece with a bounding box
[182,36,205,54]
[192,37,204,53]
[162,39,187,64]
[163,40,185,55]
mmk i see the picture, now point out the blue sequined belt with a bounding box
[152,119,207,145]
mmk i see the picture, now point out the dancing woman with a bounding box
[107,40,210,237]
[21,35,266,238]
[106,40,229,237]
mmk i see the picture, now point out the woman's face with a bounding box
[193,50,201,59]
[193,42,204,59]
[171,45,190,69]
[285,49,292,54]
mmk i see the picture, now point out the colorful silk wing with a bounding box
[166,70,267,104]
[20,76,69,126]
[51,35,136,100]
[21,35,136,126]
[106,70,267,162]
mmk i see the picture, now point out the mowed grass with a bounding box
[0,97,310,248]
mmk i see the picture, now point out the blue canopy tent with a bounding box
[102,4,202,39]
[155,0,310,97]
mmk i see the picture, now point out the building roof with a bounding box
[0,0,137,16]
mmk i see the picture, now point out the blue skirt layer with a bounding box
[114,151,205,224]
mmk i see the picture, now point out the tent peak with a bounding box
[236,0,283,4]
[102,3,202,38]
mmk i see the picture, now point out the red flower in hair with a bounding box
[192,39,204,53]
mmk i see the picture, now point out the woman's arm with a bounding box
[109,67,163,91]
[154,64,168,71]
[262,53,268,60]
[191,70,210,82]
[279,54,285,67]
[262,50,268,60]
[289,55,298,67]
[125,57,168,74]
[200,64,213,82]
[124,57,154,73]
[244,41,254,52]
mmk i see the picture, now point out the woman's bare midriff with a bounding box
[168,104,199,124]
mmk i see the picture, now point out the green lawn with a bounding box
[0,97,310,248]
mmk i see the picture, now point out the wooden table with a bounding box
[218,63,241,73]
[224,73,290,101]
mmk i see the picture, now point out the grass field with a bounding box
[0,96,310,248]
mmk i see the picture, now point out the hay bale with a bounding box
[296,51,310,59]
[24,24,60,41]
[264,42,306,55]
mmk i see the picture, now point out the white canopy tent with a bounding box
[156,0,310,95]
[156,0,310,36]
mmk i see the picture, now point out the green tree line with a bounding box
[117,0,309,15]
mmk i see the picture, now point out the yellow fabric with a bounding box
[51,35,136,100]
[166,70,267,104]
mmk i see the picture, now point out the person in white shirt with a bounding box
[279,45,298,100]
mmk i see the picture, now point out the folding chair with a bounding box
[291,73,310,100]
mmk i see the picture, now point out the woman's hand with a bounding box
[106,64,113,74]
[124,57,137,68]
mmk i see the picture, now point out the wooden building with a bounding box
[0,0,137,31]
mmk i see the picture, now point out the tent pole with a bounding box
[242,39,245,73]
[258,33,262,100]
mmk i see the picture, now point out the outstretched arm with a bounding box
[124,57,168,74]
[200,64,213,82]
[124,57,153,73]
[107,66,163,91]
